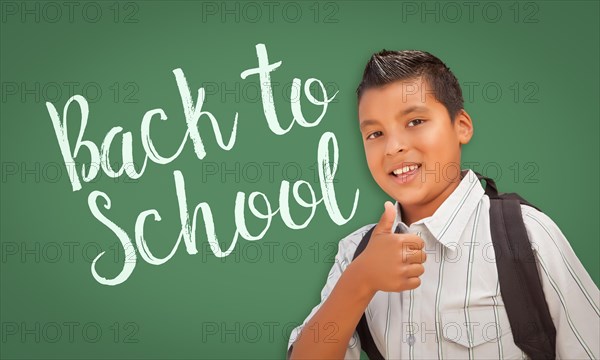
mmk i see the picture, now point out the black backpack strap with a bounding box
[352,225,385,360]
[475,171,541,211]
[478,172,556,359]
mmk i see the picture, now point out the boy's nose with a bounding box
[385,137,407,155]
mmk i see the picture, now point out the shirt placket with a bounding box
[399,228,424,360]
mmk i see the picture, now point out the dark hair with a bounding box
[356,50,464,121]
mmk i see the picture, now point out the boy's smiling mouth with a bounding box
[388,162,422,184]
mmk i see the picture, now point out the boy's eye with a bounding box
[366,131,382,140]
[407,119,425,127]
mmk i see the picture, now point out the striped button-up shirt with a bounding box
[288,169,599,359]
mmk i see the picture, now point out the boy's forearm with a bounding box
[290,262,375,359]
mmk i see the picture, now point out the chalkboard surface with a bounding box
[1,1,598,358]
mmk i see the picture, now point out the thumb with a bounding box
[373,201,396,236]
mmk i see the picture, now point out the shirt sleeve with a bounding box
[521,205,600,359]
[287,224,374,360]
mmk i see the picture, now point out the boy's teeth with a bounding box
[393,164,419,175]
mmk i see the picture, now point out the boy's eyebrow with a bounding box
[359,119,379,130]
[359,106,430,130]
[398,105,429,117]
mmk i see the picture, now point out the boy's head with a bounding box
[357,50,464,121]
[357,50,474,224]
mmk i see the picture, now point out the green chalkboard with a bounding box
[1,1,598,359]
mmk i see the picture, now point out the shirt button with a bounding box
[408,335,415,346]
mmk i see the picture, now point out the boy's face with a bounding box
[358,78,473,219]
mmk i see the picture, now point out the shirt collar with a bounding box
[391,169,485,250]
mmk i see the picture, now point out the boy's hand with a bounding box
[352,201,426,294]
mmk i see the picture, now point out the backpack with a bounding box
[352,172,557,360]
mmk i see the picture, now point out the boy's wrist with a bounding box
[345,259,376,300]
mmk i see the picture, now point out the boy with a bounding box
[287,50,599,359]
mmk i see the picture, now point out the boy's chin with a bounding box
[392,195,423,207]
[388,189,425,207]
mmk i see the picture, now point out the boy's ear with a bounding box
[454,109,474,145]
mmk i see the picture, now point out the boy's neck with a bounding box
[399,173,464,226]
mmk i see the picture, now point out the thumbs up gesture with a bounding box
[352,201,427,294]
